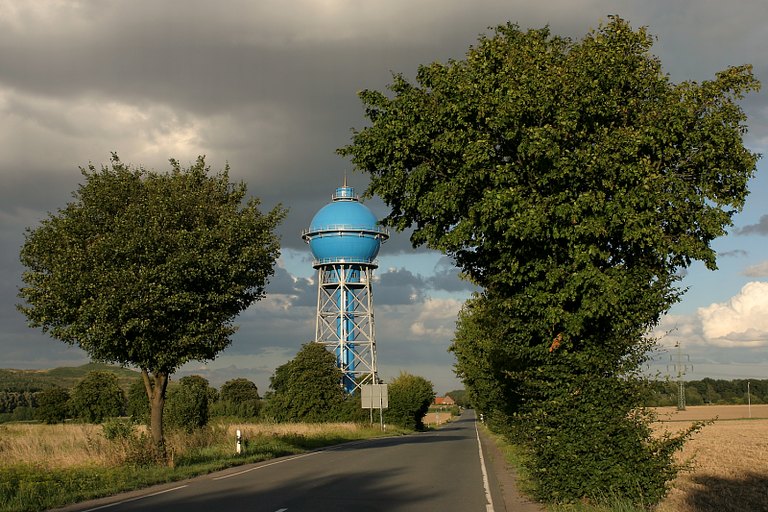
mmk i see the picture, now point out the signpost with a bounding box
[362,383,388,430]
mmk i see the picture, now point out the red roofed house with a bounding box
[433,395,456,406]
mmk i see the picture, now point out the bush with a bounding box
[386,372,435,430]
[102,418,135,441]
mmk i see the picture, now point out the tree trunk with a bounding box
[142,369,169,463]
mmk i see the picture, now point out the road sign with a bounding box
[362,383,388,409]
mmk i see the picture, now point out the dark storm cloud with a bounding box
[375,268,427,305]
[3,0,768,382]
[427,256,481,293]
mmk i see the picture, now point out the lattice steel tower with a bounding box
[302,181,389,393]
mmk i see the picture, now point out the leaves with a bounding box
[343,16,759,505]
[263,343,349,423]
[18,156,286,375]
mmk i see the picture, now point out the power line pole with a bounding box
[667,341,693,411]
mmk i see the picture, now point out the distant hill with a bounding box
[0,363,141,392]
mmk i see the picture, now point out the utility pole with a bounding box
[667,341,693,411]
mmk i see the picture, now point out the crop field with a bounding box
[655,405,768,512]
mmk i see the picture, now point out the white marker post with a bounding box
[236,429,242,455]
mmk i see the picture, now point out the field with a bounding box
[655,405,768,512]
[0,422,370,470]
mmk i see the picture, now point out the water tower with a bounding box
[302,181,389,393]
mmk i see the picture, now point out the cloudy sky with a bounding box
[2,0,767,394]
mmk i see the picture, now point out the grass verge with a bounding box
[481,426,650,512]
[0,421,403,512]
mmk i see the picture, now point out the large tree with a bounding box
[69,370,125,423]
[18,155,285,457]
[263,342,348,423]
[340,17,759,504]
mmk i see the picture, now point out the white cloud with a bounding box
[698,281,768,347]
[743,261,768,277]
[409,298,463,340]
[653,313,706,348]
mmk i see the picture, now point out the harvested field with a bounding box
[655,405,768,512]
[654,403,768,422]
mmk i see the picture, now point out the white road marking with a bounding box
[475,421,496,512]
[212,451,320,480]
[275,509,288,512]
[81,485,189,511]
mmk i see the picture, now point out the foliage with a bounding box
[263,343,350,422]
[126,378,150,425]
[69,371,125,423]
[220,378,261,402]
[102,417,135,441]
[0,392,36,415]
[33,387,70,424]
[386,372,435,430]
[164,375,212,433]
[212,378,262,419]
[445,389,469,407]
[340,16,759,505]
[18,154,285,455]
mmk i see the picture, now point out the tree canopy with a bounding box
[69,371,125,423]
[340,16,759,505]
[263,342,355,423]
[18,154,285,454]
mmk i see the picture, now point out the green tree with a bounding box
[386,372,435,431]
[70,371,125,423]
[340,17,758,504]
[34,387,70,424]
[165,375,212,432]
[220,377,261,402]
[214,378,262,419]
[18,155,285,458]
[263,342,348,422]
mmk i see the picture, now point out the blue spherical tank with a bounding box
[303,185,388,266]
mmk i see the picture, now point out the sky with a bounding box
[1,0,767,395]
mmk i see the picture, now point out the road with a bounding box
[58,410,503,512]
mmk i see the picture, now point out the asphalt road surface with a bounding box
[57,410,503,512]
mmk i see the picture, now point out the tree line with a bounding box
[646,378,768,407]
[1,345,437,433]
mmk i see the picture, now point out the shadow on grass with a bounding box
[683,472,768,512]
